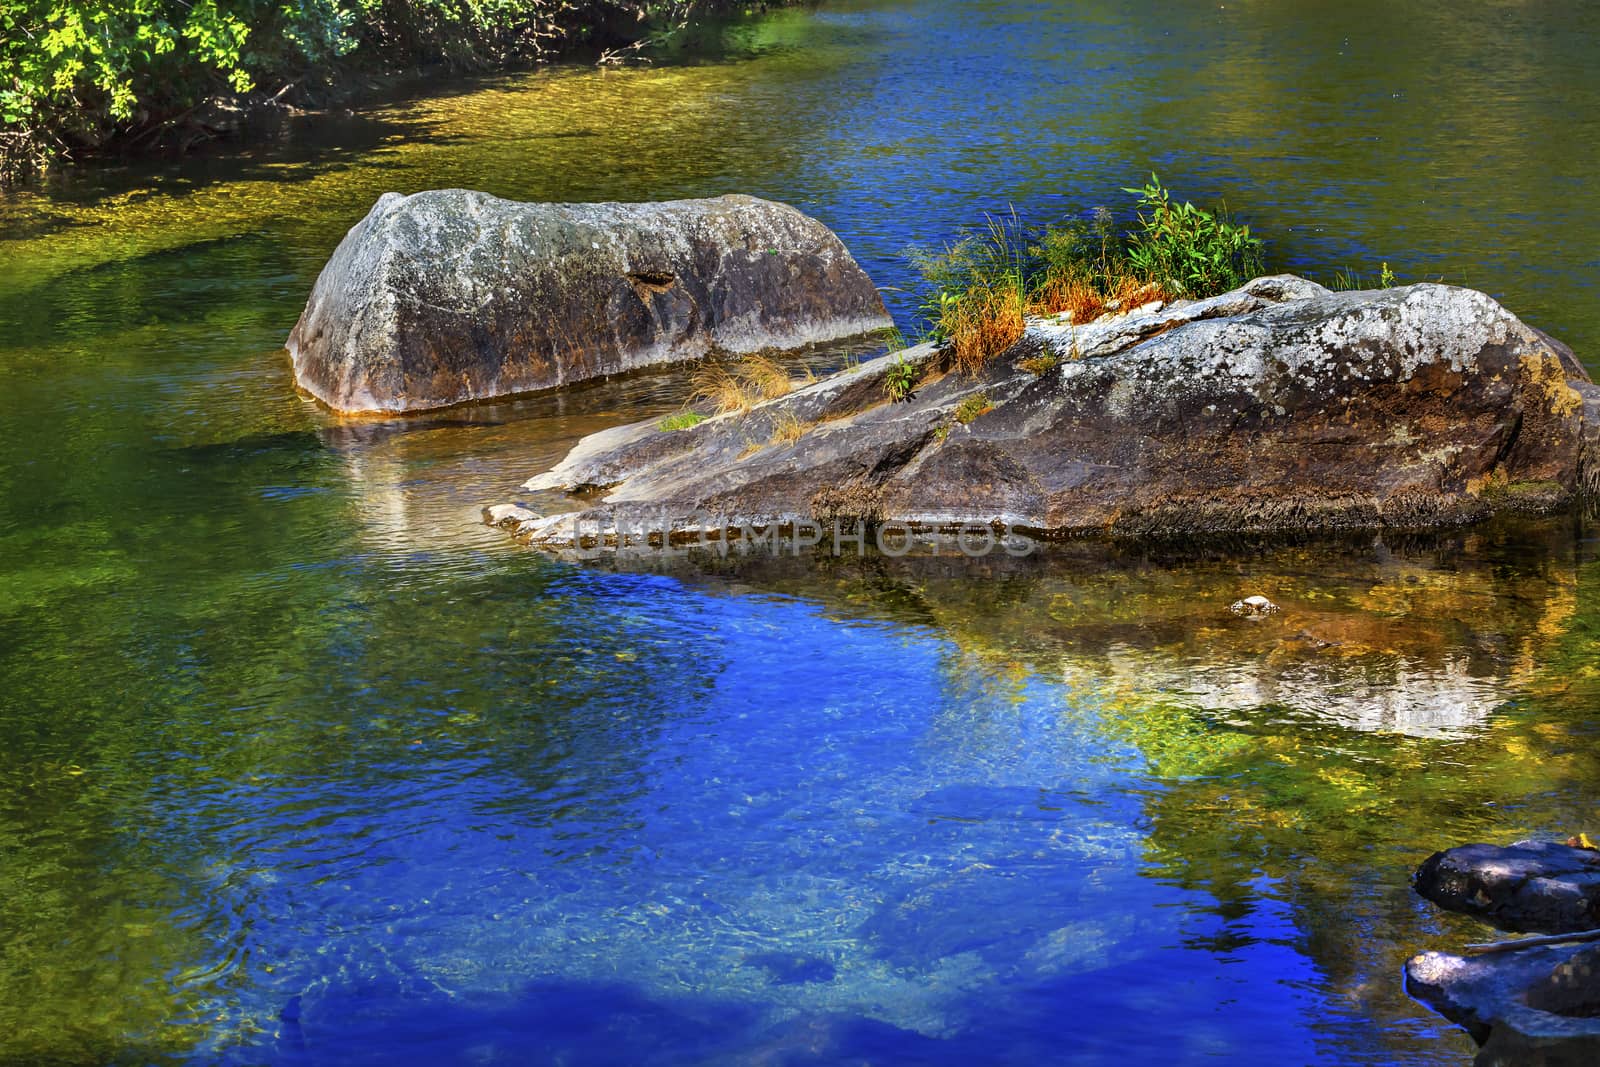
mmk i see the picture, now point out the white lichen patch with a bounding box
[1023,280,1542,416]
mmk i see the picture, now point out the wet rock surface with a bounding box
[1525,946,1600,1017]
[491,276,1600,550]
[1406,946,1600,1066]
[1409,841,1600,1063]
[288,190,891,413]
[1415,840,1600,934]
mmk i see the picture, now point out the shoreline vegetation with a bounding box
[0,0,800,184]
[907,176,1266,374]
[905,177,1419,378]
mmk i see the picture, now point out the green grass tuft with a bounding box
[657,412,708,432]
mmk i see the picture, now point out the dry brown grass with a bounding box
[768,412,810,446]
[1031,272,1164,324]
[734,412,812,460]
[692,362,755,415]
[933,271,1169,379]
[692,354,806,414]
[741,353,796,400]
[942,284,1029,377]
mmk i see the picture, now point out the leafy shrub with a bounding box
[1,0,781,181]
[1123,173,1264,297]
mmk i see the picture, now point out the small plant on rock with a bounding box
[884,356,921,402]
[692,361,756,414]
[953,392,993,424]
[657,412,708,432]
[768,412,809,447]
[1017,351,1059,376]
[876,325,909,352]
[692,354,803,414]
[1330,261,1403,291]
[740,353,798,400]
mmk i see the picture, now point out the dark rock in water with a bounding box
[492,276,1600,550]
[287,190,891,414]
[1415,840,1600,933]
[1406,945,1600,1066]
[1526,946,1600,1017]
[742,951,836,985]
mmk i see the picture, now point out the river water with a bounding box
[3,2,1600,1063]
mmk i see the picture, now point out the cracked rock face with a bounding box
[287,190,892,414]
[491,276,1599,551]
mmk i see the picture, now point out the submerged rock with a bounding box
[1406,946,1600,1066]
[483,503,538,528]
[492,276,1600,551]
[287,190,891,413]
[1415,840,1600,934]
[1230,595,1280,617]
[742,951,836,985]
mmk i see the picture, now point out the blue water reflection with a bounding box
[136,583,1356,1064]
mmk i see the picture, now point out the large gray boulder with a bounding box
[488,276,1600,551]
[287,190,891,413]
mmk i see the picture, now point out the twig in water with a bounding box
[1465,929,1600,955]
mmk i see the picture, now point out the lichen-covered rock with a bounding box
[493,276,1599,551]
[1415,840,1600,934]
[287,190,891,413]
[1406,946,1600,1066]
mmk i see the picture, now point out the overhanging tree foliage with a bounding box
[0,1,765,180]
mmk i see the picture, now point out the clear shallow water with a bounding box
[4,2,1600,1064]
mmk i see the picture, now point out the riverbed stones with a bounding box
[1414,840,1600,933]
[493,276,1600,551]
[287,190,892,413]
